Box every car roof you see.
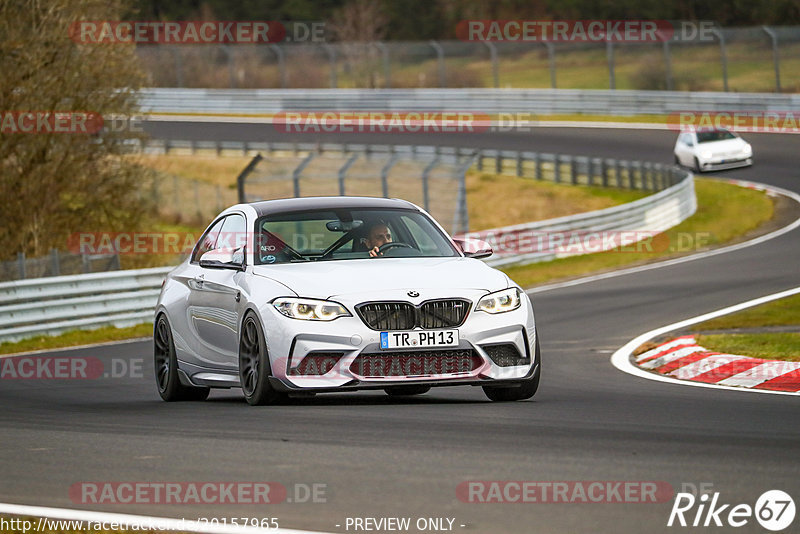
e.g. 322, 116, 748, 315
247, 196, 420, 217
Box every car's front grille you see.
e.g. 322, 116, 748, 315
350, 349, 482, 377
481, 343, 529, 367
356, 299, 470, 330
356, 302, 416, 330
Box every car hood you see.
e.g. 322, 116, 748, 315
252, 257, 509, 299
698, 138, 747, 154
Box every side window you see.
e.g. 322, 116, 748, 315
216, 214, 247, 251
402, 215, 440, 254
191, 217, 227, 263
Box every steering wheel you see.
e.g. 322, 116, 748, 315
378, 242, 412, 255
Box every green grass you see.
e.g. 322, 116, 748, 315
692, 293, 800, 331
0, 323, 152, 356
689, 293, 800, 362
501, 178, 774, 287
696, 333, 800, 362
466, 171, 648, 229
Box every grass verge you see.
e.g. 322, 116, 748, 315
0, 323, 152, 356
689, 293, 800, 362
695, 333, 800, 362
501, 178, 774, 287
692, 293, 800, 331
466, 171, 648, 229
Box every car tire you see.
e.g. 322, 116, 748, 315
693, 157, 702, 173
384, 385, 431, 396
239, 312, 284, 406
154, 314, 211, 402
483, 337, 541, 402
674, 154, 681, 166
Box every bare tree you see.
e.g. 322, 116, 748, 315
0, 0, 151, 259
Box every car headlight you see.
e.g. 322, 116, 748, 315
700, 150, 713, 159
476, 288, 522, 314
742, 143, 752, 156
272, 297, 351, 321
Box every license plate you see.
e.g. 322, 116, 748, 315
380, 330, 459, 349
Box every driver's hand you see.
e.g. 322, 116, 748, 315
369, 246, 381, 257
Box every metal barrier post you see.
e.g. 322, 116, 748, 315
270, 45, 287, 89
606, 40, 615, 90
236, 154, 263, 203
338, 153, 359, 195
322, 43, 338, 88
381, 154, 398, 197
554, 154, 561, 183
430, 40, 446, 87
762, 26, 781, 93
545, 43, 556, 88
483, 41, 499, 88
570, 156, 578, 185
710, 29, 729, 92
374, 42, 391, 88
293, 153, 315, 197
663, 41, 674, 91
15, 252, 25, 279
535, 153, 543, 180
422, 157, 440, 212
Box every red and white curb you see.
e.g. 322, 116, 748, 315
611, 286, 800, 396
635, 335, 800, 393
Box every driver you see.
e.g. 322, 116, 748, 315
363, 222, 393, 257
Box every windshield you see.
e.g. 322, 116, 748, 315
697, 130, 737, 143
255, 208, 458, 264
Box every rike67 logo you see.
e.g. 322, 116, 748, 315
668, 489, 795, 531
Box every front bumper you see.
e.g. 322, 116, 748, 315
698, 155, 752, 171
261, 289, 537, 391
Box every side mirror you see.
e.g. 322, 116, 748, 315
199, 247, 246, 270
453, 238, 493, 259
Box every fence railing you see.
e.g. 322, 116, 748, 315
140, 87, 800, 117
135, 26, 800, 93
0, 250, 120, 282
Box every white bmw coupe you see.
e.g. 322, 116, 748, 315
154, 196, 540, 405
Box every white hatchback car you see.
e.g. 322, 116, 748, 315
154, 196, 540, 405
673, 128, 752, 172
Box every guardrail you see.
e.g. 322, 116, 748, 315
0, 267, 170, 343
474, 172, 695, 267
140, 88, 800, 117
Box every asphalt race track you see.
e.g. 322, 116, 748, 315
1, 124, 798, 534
